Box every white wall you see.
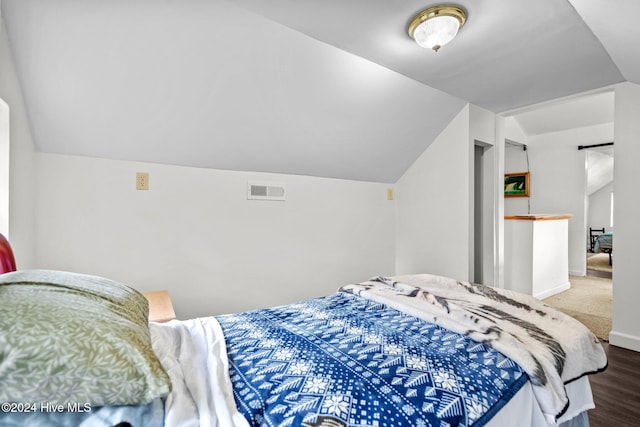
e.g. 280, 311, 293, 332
504, 144, 531, 215
0, 2, 7, 235
504, 123, 613, 276
34, 153, 395, 319
588, 181, 614, 242
503, 117, 530, 215
504, 219, 570, 299
395, 104, 499, 284
469, 104, 497, 285
0, 98, 8, 236
528, 131, 587, 277
395, 105, 472, 280
0, 12, 36, 267
609, 82, 640, 351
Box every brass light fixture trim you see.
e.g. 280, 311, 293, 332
408, 5, 467, 51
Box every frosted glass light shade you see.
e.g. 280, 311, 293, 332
412, 16, 460, 51
407, 5, 467, 52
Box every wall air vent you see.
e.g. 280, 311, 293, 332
247, 181, 286, 201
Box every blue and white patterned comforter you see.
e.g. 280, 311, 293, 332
217, 292, 528, 427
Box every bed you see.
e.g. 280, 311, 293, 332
593, 232, 613, 265
0, 268, 607, 427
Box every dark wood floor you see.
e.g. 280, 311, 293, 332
582, 253, 631, 425
586, 268, 612, 279
588, 342, 640, 427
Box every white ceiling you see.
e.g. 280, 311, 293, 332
510, 91, 615, 137
586, 148, 614, 196
1, 0, 637, 182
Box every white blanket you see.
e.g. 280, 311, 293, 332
149, 318, 250, 427
340, 274, 607, 424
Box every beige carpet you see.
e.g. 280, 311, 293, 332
543, 275, 612, 341
587, 253, 612, 273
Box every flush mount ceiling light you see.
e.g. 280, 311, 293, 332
408, 5, 467, 52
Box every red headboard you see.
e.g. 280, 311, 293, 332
0, 233, 17, 273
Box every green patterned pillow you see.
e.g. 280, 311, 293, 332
0, 270, 171, 406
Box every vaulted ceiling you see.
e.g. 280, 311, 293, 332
1, 0, 638, 182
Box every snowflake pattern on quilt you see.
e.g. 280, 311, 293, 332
216, 293, 527, 427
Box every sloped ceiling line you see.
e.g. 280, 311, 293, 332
1, 0, 636, 182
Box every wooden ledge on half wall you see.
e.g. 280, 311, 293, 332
504, 214, 573, 221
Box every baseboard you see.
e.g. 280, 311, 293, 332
609, 331, 640, 352
568, 269, 585, 277
534, 281, 570, 300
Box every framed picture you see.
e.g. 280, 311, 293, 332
504, 172, 530, 197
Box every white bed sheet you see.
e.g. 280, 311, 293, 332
149, 318, 250, 427
150, 318, 593, 427
486, 378, 593, 427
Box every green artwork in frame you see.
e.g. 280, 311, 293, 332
504, 172, 530, 197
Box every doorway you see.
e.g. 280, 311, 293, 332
474, 144, 484, 283
586, 144, 614, 280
